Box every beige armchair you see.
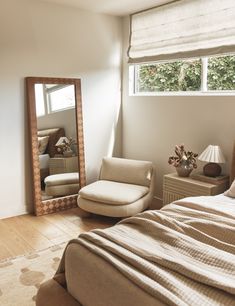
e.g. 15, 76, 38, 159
78, 157, 155, 217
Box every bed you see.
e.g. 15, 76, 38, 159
36, 145, 235, 306
37, 128, 65, 181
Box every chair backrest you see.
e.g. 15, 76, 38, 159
99, 157, 153, 187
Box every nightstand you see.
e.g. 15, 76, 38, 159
49, 156, 78, 175
163, 173, 229, 205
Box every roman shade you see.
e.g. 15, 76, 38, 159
128, 0, 235, 63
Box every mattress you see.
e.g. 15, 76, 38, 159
54, 194, 235, 306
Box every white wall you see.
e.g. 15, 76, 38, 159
37, 108, 77, 140
0, 0, 122, 218
122, 17, 235, 205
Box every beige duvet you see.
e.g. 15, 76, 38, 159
56, 196, 235, 306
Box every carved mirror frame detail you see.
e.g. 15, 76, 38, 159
26, 77, 86, 216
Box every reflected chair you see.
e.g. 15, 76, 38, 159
78, 157, 155, 217
44, 173, 79, 197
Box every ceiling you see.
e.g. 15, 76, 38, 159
39, 0, 174, 16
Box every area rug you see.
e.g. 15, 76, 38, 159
0, 242, 68, 306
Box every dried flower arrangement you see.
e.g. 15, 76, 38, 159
56, 137, 75, 154
168, 144, 198, 169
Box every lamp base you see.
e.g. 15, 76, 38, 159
203, 163, 221, 177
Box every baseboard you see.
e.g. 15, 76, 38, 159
0, 209, 29, 220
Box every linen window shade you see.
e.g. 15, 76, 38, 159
128, 0, 235, 63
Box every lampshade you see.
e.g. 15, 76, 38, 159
55, 137, 69, 146
198, 145, 226, 164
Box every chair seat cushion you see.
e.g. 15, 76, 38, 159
79, 180, 149, 205
45, 173, 79, 187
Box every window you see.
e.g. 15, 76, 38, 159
207, 55, 235, 91
47, 85, 75, 113
131, 54, 235, 95
35, 84, 75, 117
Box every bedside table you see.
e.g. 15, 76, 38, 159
163, 173, 229, 205
49, 156, 78, 175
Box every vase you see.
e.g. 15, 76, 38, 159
175, 162, 193, 177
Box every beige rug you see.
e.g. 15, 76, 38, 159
0, 242, 68, 306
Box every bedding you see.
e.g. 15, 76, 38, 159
37, 127, 65, 182
53, 195, 235, 306
38, 127, 65, 157
38, 136, 49, 155
39, 154, 50, 170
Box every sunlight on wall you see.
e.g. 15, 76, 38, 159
107, 99, 122, 157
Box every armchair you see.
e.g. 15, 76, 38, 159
78, 157, 155, 217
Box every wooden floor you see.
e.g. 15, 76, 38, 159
0, 208, 118, 261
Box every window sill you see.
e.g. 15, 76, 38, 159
129, 91, 235, 97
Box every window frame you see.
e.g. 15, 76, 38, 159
46, 84, 75, 114
129, 55, 235, 96
35, 84, 75, 118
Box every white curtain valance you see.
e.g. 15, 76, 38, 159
128, 0, 235, 63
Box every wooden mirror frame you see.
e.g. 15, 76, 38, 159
26, 77, 86, 216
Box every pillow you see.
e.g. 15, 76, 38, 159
224, 179, 235, 198
38, 136, 49, 155
38, 128, 65, 157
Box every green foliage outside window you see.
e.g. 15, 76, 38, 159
137, 55, 235, 92
137, 60, 201, 92
208, 55, 235, 90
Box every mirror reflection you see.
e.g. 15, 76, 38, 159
35, 83, 79, 201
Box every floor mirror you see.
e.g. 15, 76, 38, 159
26, 77, 86, 216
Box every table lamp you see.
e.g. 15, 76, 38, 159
198, 145, 226, 177
55, 137, 69, 146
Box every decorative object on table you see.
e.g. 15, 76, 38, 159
168, 144, 198, 177
55, 137, 75, 157
198, 145, 226, 177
